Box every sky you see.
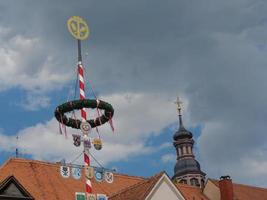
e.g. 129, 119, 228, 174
0, 0, 267, 188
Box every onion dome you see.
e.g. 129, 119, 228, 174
173, 99, 192, 140
174, 158, 202, 177
173, 125, 193, 140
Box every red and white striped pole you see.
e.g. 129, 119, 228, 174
77, 40, 92, 195
78, 62, 87, 120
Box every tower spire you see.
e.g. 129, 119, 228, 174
172, 97, 206, 187
174, 97, 183, 127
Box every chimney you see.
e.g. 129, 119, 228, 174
219, 175, 234, 200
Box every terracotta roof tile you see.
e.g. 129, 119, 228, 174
175, 183, 209, 200
0, 158, 145, 200
109, 171, 165, 200
210, 179, 267, 200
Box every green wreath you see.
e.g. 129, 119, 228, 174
54, 99, 114, 129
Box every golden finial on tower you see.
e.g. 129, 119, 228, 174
174, 97, 183, 115
174, 97, 184, 127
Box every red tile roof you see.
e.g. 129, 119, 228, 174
175, 183, 209, 200
210, 179, 267, 200
109, 171, 164, 200
0, 158, 145, 200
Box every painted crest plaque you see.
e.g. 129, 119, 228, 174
87, 194, 96, 200
72, 134, 81, 147
104, 171, 114, 184
94, 170, 103, 182
80, 121, 91, 134
60, 166, 70, 178
75, 192, 86, 200
83, 136, 91, 149
93, 138, 102, 150
97, 194, 108, 200
85, 166, 94, 179
72, 167, 81, 180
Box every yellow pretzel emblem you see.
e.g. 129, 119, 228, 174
67, 16, 89, 40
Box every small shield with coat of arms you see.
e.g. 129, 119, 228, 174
87, 194, 96, 200
60, 166, 70, 178
72, 134, 81, 147
96, 194, 108, 200
75, 192, 86, 200
85, 166, 94, 179
72, 167, 81, 180
83, 137, 91, 149
94, 170, 103, 182
93, 138, 102, 150
80, 121, 91, 134
104, 171, 114, 184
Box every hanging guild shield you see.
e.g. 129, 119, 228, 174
72, 134, 81, 147
93, 138, 102, 150
94, 169, 104, 182
96, 194, 108, 200
80, 121, 91, 135
60, 166, 70, 178
85, 166, 94, 179
75, 192, 86, 200
72, 167, 81, 180
104, 171, 114, 184
83, 136, 91, 149
87, 194, 96, 200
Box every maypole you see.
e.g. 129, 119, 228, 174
55, 16, 114, 199
71, 15, 92, 196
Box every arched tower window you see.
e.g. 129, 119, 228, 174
183, 146, 187, 154
201, 179, 205, 187
190, 178, 199, 186
179, 179, 187, 184
186, 145, 189, 154
178, 148, 182, 156
188, 146, 192, 154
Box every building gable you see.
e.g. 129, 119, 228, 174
146, 173, 185, 200
0, 176, 34, 200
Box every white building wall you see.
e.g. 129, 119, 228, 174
146, 175, 185, 200
149, 181, 183, 200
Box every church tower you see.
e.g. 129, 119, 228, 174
172, 98, 206, 187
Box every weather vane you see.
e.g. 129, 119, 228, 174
54, 16, 114, 200
174, 97, 183, 114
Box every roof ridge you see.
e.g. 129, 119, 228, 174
110, 171, 164, 198
113, 172, 146, 180
2, 158, 60, 166
141, 171, 166, 198
109, 178, 147, 197
0, 157, 13, 171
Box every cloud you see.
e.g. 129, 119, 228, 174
0, 92, 177, 166
17, 94, 51, 111
0, 0, 267, 187
0, 33, 72, 92
161, 154, 176, 163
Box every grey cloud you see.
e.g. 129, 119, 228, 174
1, 0, 267, 186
